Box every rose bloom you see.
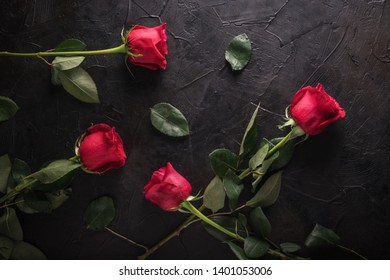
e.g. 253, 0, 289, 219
127, 23, 168, 70
78, 124, 127, 174
144, 162, 192, 211
290, 83, 346, 135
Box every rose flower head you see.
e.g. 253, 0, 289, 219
78, 123, 127, 174
126, 23, 168, 70
144, 162, 192, 211
290, 83, 346, 135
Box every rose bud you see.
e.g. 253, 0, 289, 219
127, 23, 168, 70
144, 162, 192, 211
290, 83, 346, 135
78, 123, 127, 174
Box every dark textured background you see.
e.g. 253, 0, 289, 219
0, 0, 389, 260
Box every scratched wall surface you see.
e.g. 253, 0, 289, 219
0, 0, 389, 259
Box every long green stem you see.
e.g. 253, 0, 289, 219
338, 245, 367, 260
182, 201, 245, 241
0, 44, 127, 57
105, 227, 148, 252
238, 130, 293, 180
0, 178, 38, 205
138, 205, 206, 260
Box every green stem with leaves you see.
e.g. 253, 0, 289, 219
0, 44, 128, 57
238, 130, 294, 180
0, 178, 38, 206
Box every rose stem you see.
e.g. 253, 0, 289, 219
104, 227, 148, 252
138, 205, 206, 260
238, 130, 294, 180
338, 245, 367, 260
0, 44, 127, 57
181, 201, 296, 260
0, 178, 38, 205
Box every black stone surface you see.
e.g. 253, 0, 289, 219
0, 0, 389, 260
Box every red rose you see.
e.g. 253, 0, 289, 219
290, 83, 346, 135
127, 23, 168, 70
144, 162, 192, 211
78, 123, 127, 174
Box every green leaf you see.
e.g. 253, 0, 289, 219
24, 190, 52, 213
0, 208, 23, 241
16, 194, 39, 214
209, 148, 238, 178
0, 154, 12, 194
54, 39, 86, 52
58, 66, 100, 103
84, 196, 116, 231
203, 176, 226, 213
244, 236, 270, 259
269, 137, 296, 171
223, 170, 244, 210
203, 216, 247, 242
0, 235, 14, 259
227, 241, 249, 260
246, 171, 282, 208
10, 241, 47, 260
239, 105, 259, 157
249, 207, 271, 238
0, 96, 19, 122
225, 33, 252, 71
35, 168, 77, 193
52, 56, 85, 71
12, 158, 31, 185
30, 159, 81, 184
252, 151, 279, 191
51, 67, 62, 86
305, 224, 342, 248
46, 188, 72, 210
249, 143, 269, 171
150, 103, 189, 137
280, 242, 301, 254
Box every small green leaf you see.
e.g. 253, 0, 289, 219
203, 216, 247, 242
16, 194, 39, 214
252, 151, 279, 191
84, 196, 116, 231
249, 143, 269, 171
10, 241, 47, 260
227, 241, 249, 260
249, 207, 271, 238
58, 66, 100, 103
51, 67, 62, 86
52, 56, 85, 71
46, 188, 72, 210
30, 160, 81, 184
246, 171, 282, 208
223, 170, 244, 210
24, 190, 52, 213
150, 103, 189, 137
280, 242, 301, 254
0, 235, 14, 259
0, 154, 12, 194
203, 176, 226, 213
12, 158, 31, 185
0, 96, 19, 122
225, 33, 252, 71
269, 137, 296, 171
305, 224, 342, 248
244, 236, 269, 259
239, 105, 259, 157
54, 39, 86, 52
209, 148, 238, 177
0, 208, 23, 241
